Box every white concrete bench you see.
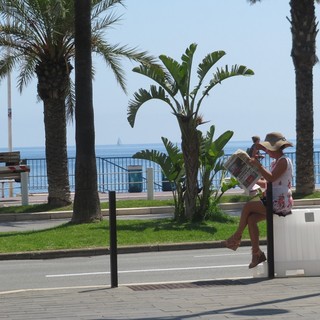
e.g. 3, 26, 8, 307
273, 208, 320, 277
253, 208, 320, 277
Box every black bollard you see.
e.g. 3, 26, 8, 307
109, 191, 118, 288
266, 182, 274, 279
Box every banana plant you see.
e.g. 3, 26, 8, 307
133, 137, 186, 220
128, 43, 254, 220
196, 126, 234, 219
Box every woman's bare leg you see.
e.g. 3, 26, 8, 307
225, 201, 266, 251
247, 211, 266, 253
247, 210, 267, 268
234, 201, 266, 238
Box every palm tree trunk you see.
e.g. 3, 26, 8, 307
36, 57, 72, 207
180, 119, 199, 220
43, 99, 71, 206
290, 0, 316, 194
72, 0, 101, 223
198, 170, 211, 219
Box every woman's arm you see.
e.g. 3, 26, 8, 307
250, 157, 287, 182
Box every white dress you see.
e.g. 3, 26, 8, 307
271, 156, 294, 216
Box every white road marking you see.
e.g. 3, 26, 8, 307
46, 264, 248, 278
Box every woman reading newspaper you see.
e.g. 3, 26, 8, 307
224, 132, 294, 268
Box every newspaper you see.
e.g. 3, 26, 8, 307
224, 149, 261, 192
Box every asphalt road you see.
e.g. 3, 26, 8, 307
0, 247, 266, 294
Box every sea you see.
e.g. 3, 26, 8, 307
1, 139, 320, 197
1, 139, 319, 159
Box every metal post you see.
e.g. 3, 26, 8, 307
266, 182, 274, 279
146, 167, 154, 200
7, 13, 13, 198
20, 172, 29, 206
109, 190, 118, 288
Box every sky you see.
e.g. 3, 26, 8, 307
0, 0, 320, 149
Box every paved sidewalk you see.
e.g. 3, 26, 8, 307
1, 193, 320, 319
1, 276, 320, 319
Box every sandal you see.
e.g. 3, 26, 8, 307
249, 250, 266, 269
223, 235, 241, 251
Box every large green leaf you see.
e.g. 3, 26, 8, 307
132, 64, 175, 97
133, 149, 168, 169
133, 137, 184, 182
197, 50, 226, 82
159, 44, 197, 101
190, 50, 226, 103
179, 43, 197, 100
203, 64, 254, 97
127, 85, 173, 127
161, 137, 185, 181
212, 130, 234, 153
158, 54, 182, 95
195, 64, 253, 115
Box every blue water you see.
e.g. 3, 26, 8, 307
1, 139, 320, 197
1, 138, 318, 159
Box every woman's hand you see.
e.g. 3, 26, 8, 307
249, 157, 262, 168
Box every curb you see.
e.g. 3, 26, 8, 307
0, 206, 176, 222
1, 199, 319, 222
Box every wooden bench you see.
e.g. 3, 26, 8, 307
0, 151, 21, 165
0, 152, 30, 205
0, 151, 30, 182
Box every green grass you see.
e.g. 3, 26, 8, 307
0, 190, 318, 254
0, 218, 265, 253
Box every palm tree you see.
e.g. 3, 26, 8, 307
0, 0, 156, 214
289, 0, 318, 194
248, 0, 319, 195
0, 0, 74, 206
73, 0, 101, 222
128, 43, 253, 220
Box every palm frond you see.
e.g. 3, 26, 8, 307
94, 39, 157, 93
127, 85, 174, 127
0, 55, 13, 80
159, 55, 182, 94
208, 64, 254, 89
162, 137, 182, 163
93, 40, 127, 91
180, 43, 197, 100
132, 64, 175, 97
7, 0, 49, 48
161, 137, 185, 181
133, 149, 168, 168
16, 55, 37, 92
66, 78, 75, 122
91, 0, 125, 20
133, 136, 184, 183
199, 125, 216, 158
197, 51, 226, 83
196, 64, 254, 111
190, 50, 226, 110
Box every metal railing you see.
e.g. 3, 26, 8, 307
1, 151, 320, 198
